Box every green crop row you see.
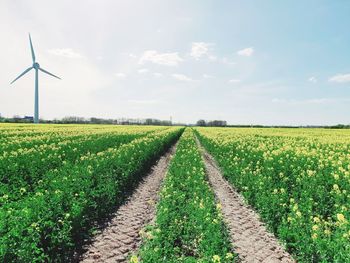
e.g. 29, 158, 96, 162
196, 127, 350, 262
0, 125, 164, 151
0, 130, 158, 203
138, 129, 235, 263
0, 124, 104, 144
0, 127, 183, 262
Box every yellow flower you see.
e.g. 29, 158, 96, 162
129, 255, 138, 263
313, 217, 320, 223
226, 252, 234, 259
324, 229, 331, 236
311, 233, 318, 240
292, 204, 298, 211
312, 225, 319, 231
337, 213, 347, 223
296, 211, 302, 218
212, 255, 221, 262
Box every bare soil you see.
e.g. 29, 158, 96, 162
197, 139, 294, 263
79, 144, 177, 263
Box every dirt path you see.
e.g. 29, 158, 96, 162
197, 139, 294, 263
80, 144, 177, 263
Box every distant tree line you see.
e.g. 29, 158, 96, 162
0, 114, 349, 128
325, 124, 350, 129
196, 119, 227, 127
0, 115, 179, 126
0, 115, 34, 123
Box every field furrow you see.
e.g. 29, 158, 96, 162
196, 137, 294, 263
138, 129, 235, 262
80, 143, 177, 263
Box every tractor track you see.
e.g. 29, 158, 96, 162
79, 144, 177, 263
196, 138, 294, 263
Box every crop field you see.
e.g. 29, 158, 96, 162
0, 124, 183, 261
138, 129, 234, 262
1, 124, 349, 262
196, 127, 350, 262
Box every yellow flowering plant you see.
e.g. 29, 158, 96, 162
195, 127, 350, 262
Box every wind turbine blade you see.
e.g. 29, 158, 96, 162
39, 67, 61, 80
29, 34, 36, 63
10, 67, 33, 84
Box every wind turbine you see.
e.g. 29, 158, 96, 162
11, 34, 61, 124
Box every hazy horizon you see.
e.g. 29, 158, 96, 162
1, 1, 350, 126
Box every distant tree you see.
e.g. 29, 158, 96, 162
62, 116, 87, 124
207, 120, 227, 127
160, 120, 172, 126
196, 119, 206, 126
12, 115, 23, 123
145, 118, 166, 126
328, 124, 350, 129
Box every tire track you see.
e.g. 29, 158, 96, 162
80, 144, 177, 263
196, 138, 294, 263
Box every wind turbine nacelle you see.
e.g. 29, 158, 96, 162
33, 62, 40, 69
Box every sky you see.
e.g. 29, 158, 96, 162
1, 0, 350, 125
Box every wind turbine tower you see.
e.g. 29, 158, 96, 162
11, 34, 61, 124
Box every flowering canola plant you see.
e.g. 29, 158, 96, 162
0, 125, 161, 204
0, 124, 182, 262
196, 127, 350, 262
139, 129, 235, 262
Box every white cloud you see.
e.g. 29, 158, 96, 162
329, 73, 350, 83
237, 47, 254, 57
272, 97, 350, 105
221, 57, 236, 65
48, 48, 83, 58
304, 98, 330, 104
114, 72, 126, 79
190, 42, 211, 59
153, 72, 163, 78
272, 98, 326, 104
228, 79, 241, 84
128, 99, 159, 104
203, 74, 214, 79
172, 73, 193, 82
308, 76, 317, 83
139, 50, 183, 66
138, 68, 149, 74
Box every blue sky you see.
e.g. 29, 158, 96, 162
1, 0, 350, 125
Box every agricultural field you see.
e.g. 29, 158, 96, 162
1, 124, 349, 262
0, 124, 183, 261
138, 129, 234, 262
196, 127, 350, 262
